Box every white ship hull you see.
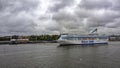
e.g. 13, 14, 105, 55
58, 39, 108, 45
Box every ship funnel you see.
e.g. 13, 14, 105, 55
90, 28, 98, 34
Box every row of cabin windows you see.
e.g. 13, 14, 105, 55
62, 37, 107, 40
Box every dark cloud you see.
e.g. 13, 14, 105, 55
105, 18, 120, 28
0, 0, 10, 11
0, 0, 39, 12
49, 0, 75, 12
0, 13, 37, 35
85, 11, 119, 27
52, 11, 84, 30
111, 0, 120, 11
52, 12, 76, 21
79, 0, 112, 10
0, 0, 39, 35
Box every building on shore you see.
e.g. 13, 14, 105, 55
109, 35, 120, 41
10, 35, 29, 43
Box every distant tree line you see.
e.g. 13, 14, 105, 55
0, 35, 60, 41
0, 37, 10, 41
29, 35, 60, 41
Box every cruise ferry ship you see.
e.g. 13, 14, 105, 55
58, 29, 108, 45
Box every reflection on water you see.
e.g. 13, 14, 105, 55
0, 42, 120, 68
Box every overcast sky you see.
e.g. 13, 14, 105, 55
0, 0, 120, 36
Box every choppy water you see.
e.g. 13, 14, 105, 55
0, 42, 120, 68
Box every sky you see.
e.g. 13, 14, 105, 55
0, 0, 120, 36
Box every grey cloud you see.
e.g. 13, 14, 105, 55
79, 0, 112, 10
111, 0, 120, 11
0, 0, 39, 35
49, 0, 75, 12
52, 11, 84, 30
0, 0, 39, 13
0, 0, 9, 11
72, 0, 120, 30
106, 23, 118, 28
10, 0, 39, 13
46, 23, 61, 31
84, 10, 120, 28
0, 13, 37, 35
105, 18, 120, 28
52, 12, 76, 21
75, 9, 92, 18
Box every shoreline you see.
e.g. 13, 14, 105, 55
0, 41, 58, 45
0, 41, 119, 45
